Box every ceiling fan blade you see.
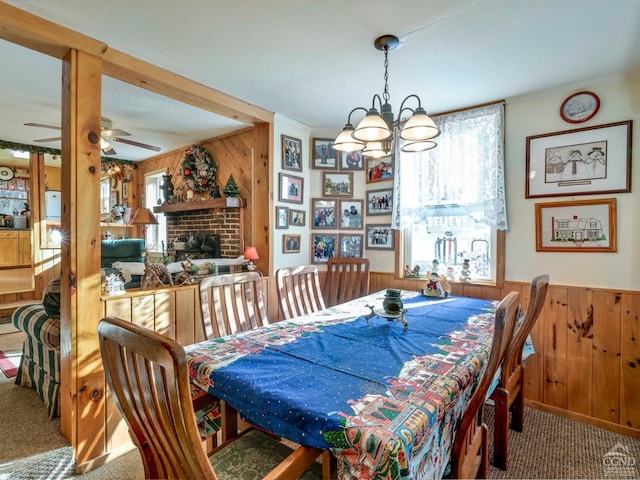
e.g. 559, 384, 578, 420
102, 145, 118, 155
24, 122, 61, 130
103, 128, 131, 137
34, 137, 62, 143
113, 137, 161, 152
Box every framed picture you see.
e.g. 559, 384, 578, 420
322, 171, 353, 197
283, 234, 301, 253
311, 233, 336, 264
366, 155, 394, 183
339, 199, 364, 230
289, 208, 306, 227
339, 234, 364, 258
311, 198, 337, 229
366, 224, 394, 250
122, 182, 129, 201
366, 188, 393, 216
311, 138, 338, 170
278, 173, 304, 204
340, 150, 364, 170
276, 205, 289, 229
560, 91, 600, 124
525, 120, 632, 198
281, 135, 303, 171
535, 198, 616, 252
109, 190, 119, 209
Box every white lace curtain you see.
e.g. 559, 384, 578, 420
392, 102, 508, 230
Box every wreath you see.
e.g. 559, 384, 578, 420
180, 144, 218, 194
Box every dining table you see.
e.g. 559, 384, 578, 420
186, 289, 501, 480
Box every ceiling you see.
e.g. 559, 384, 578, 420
1, 0, 640, 166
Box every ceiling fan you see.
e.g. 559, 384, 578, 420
25, 117, 161, 156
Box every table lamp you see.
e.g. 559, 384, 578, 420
130, 207, 158, 247
244, 246, 259, 272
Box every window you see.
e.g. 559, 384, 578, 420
393, 103, 507, 283
144, 171, 166, 252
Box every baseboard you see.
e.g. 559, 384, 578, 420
526, 400, 640, 439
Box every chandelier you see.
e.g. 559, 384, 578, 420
333, 35, 440, 158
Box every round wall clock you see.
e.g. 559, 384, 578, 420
0, 165, 15, 181
560, 91, 600, 123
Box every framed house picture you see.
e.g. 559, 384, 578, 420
535, 198, 616, 252
311, 138, 339, 169
283, 234, 301, 253
278, 173, 304, 204
282, 135, 303, 172
311, 233, 336, 264
340, 150, 364, 170
311, 198, 337, 229
525, 120, 632, 198
366, 224, 395, 250
339, 234, 364, 258
322, 172, 353, 197
276, 205, 289, 229
289, 208, 306, 227
366, 155, 394, 183
339, 199, 364, 229
366, 188, 393, 216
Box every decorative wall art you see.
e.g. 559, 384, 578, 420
322, 172, 353, 197
339, 199, 364, 229
535, 198, 617, 252
339, 234, 364, 258
289, 209, 306, 227
340, 150, 364, 170
311, 138, 338, 170
366, 224, 395, 250
278, 173, 304, 204
525, 120, 632, 198
276, 205, 289, 229
282, 135, 303, 172
366, 188, 393, 216
311, 198, 337, 229
560, 91, 600, 124
366, 155, 394, 183
311, 233, 336, 264
283, 234, 301, 253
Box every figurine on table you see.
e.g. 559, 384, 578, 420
423, 271, 451, 298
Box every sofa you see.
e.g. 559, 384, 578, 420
102, 238, 145, 288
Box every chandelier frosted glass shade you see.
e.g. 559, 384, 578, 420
333, 124, 365, 152
352, 110, 393, 142
362, 140, 393, 159
400, 108, 440, 142
401, 139, 437, 152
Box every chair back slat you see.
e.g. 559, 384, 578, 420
200, 272, 268, 338
324, 258, 370, 307
276, 265, 326, 319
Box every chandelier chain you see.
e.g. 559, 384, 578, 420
383, 45, 390, 103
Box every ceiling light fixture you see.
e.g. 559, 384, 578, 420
333, 35, 440, 158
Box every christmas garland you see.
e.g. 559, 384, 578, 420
181, 144, 218, 194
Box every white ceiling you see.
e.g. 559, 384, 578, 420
1, 0, 640, 164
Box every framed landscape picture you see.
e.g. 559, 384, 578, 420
339, 234, 364, 258
278, 173, 304, 204
366, 224, 394, 250
322, 172, 353, 197
366, 188, 393, 216
366, 155, 394, 183
281, 135, 302, 171
289, 208, 306, 227
311, 233, 336, 264
339, 199, 363, 230
311, 138, 339, 169
311, 198, 337, 229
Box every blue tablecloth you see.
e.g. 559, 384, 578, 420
187, 290, 498, 479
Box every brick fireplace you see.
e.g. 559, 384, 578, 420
165, 209, 242, 257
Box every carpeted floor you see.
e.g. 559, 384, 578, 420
0, 325, 24, 379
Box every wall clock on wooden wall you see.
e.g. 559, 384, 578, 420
560, 91, 600, 123
0, 165, 15, 181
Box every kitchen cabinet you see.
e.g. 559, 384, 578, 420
0, 230, 32, 266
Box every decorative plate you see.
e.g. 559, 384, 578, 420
0, 165, 15, 181
560, 91, 600, 123
374, 309, 404, 319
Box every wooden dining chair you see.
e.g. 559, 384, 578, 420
448, 291, 520, 480
324, 257, 370, 307
490, 274, 549, 470
276, 265, 326, 319
98, 316, 323, 480
199, 272, 269, 339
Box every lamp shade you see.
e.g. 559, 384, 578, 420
352, 111, 393, 142
130, 207, 159, 225
400, 109, 440, 142
243, 246, 259, 261
333, 126, 365, 152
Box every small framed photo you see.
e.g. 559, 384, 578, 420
322, 171, 353, 197
109, 190, 119, 209
339, 234, 364, 258
122, 182, 129, 201
535, 198, 616, 252
276, 205, 289, 229
311, 233, 337, 264
311, 138, 339, 170
366, 224, 395, 250
279, 173, 304, 204
289, 208, 306, 227
339, 199, 364, 230
282, 135, 303, 171
366, 155, 394, 183
311, 198, 337, 229
283, 234, 301, 253
367, 188, 393, 216
341, 150, 364, 170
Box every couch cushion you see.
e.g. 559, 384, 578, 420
42, 277, 61, 319
101, 238, 145, 268
13, 303, 60, 349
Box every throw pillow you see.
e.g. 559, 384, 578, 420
42, 277, 61, 319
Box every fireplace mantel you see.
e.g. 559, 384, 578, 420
153, 197, 245, 215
